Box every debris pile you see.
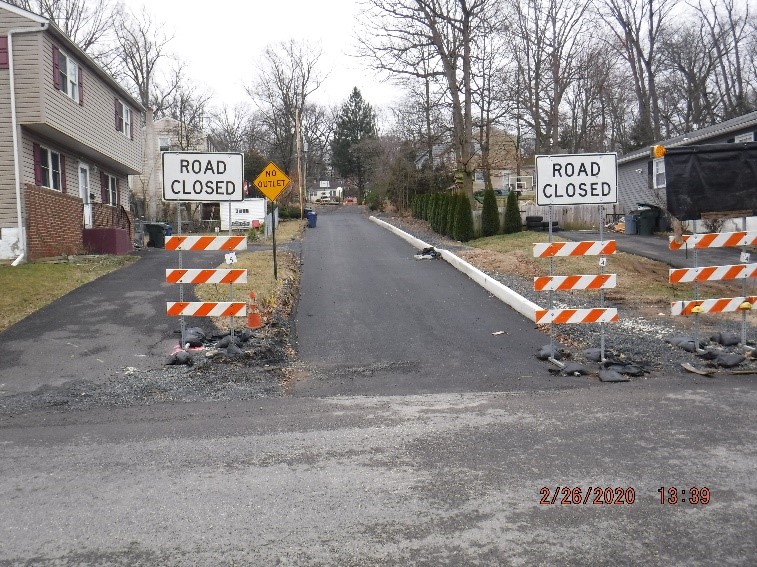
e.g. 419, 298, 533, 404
414, 247, 441, 260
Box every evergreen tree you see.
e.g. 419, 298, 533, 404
446, 194, 457, 237
331, 88, 378, 199
454, 194, 474, 242
481, 188, 500, 237
503, 190, 523, 234
438, 194, 449, 236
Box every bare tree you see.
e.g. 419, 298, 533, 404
358, 0, 497, 198
7, 0, 120, 54
209, 104, 254, 153
245, 39, 324, 176
693, 0, 755, 119
506, 0, 593, 154
108, 7, 179, 111
598, 0, 676, 147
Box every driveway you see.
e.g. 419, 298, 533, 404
0, 248, 235, 396
560, 230, 747, 268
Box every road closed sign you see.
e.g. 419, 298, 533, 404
162, 152, 244, 201
535, 153, 618, 206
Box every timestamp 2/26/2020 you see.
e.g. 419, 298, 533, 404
539, 486, 712, 505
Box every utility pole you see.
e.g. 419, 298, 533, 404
295, 109, 304, 219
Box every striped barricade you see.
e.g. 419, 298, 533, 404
167, 302, 247, 317
165, 235, 247, 251
535, 308, 618, 325
534, 274, 617, 292
671, 296, 756, 317
669, 263, 757, 284
166, 269, 248, 285
533, 240, 616, 258
669, 231, 757, 250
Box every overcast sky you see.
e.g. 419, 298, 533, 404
122, 0, 402, 112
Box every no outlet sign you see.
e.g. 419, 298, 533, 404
535, 153, 618, 206
162, 152, 244, 202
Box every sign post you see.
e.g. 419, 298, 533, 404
254, 162, 291, 280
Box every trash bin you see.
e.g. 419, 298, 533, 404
306, 211, 317, 228
624, 212, 638, 235
144, 223, 168, 248
636, 206, 658, 235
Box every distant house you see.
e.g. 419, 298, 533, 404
0, 0, 144, 261
617, 111, 757, 231
416, 129, 534, 195
134, 114, 217, 223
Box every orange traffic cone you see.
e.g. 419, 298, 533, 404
247, 291, 263, 329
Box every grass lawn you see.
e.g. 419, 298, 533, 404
0, 255, 138, 333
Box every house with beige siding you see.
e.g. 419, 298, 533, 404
0, 1, 144, 262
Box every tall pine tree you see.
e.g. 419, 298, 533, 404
331, 88, 378, 200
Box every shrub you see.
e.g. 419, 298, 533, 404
503, 191, 523, 234
480, 188, 500, 237
453, 193, 474, 242
365, 191, 383, 211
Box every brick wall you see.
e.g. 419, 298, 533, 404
25, 184, 84, 261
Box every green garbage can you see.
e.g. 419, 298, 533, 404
636, 207, 657, 235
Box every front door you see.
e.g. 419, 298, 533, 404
79, 163, 92, 228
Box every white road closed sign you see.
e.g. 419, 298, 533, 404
535, 153, 618, 206
162, 152, 244, 202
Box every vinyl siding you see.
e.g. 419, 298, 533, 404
21, 136, 128, 207
12, 33, 142, 174
0, 12, 43, 228
0, 68, 16, 227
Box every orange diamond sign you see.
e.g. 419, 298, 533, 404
253, 162, 291, 202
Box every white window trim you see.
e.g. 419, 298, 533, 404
158, 136, 171, 151
119, 103, 131, 137
40, 146, 62, 191
653, 157, 666, 189
105, 173, 118, 205
59, 50, 79, 103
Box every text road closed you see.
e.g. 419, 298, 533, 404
162, 152, 244, 202
535, 153, 618, 206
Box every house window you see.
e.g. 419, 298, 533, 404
653, 157, 666, 188
39, 147, 63, 191
104, 174, 118, 205
735, 132, 754, 143
58, 50, 79, 103
115, 99, 132, 138
159, 136, 170, 151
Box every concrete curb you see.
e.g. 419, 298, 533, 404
370, 216, 541, 321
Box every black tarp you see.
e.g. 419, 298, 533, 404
664, 142, 757, 220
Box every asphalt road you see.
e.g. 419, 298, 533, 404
292, 207, 563, 397
1, 207, 755, 565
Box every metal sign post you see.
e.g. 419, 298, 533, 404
178, 201, 185, 346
